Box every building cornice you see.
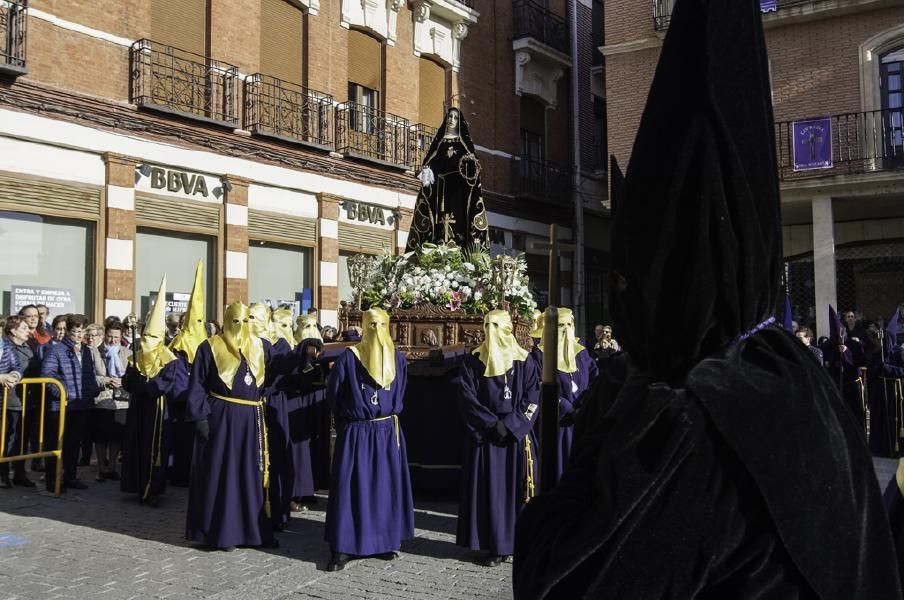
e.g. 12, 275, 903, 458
600, 36, 663, 57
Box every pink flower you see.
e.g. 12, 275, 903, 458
446, 291, 463, 311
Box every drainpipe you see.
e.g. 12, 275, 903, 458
569, 0, 585, 336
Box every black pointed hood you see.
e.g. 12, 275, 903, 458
611, 0, 781, 384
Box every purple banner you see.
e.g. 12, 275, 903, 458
792, 118, 833, 171
760, 0, 777, 12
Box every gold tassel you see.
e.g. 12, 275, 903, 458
259, 402, 271, 519
524, 435, 535, 503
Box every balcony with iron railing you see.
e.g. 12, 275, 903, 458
244, 74, 334, 150
130, 39, 240, 127
0, 0, 27, 76
336, 102, 411, 169
775, 108, 904, 181
656, 0, 851, 30
513, 0, 568, 55
410, 123, 438, 169
511, 155, 572, 203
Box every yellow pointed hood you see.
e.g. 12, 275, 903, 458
133, 275, 177, 378
529, 309, 544, 339
168, 260, 206, 363
270, 308, 294, 345
473, 310, 529, 377
539, 307, 584, 374
209, 302, 266, 388
295, 314, 323, 344
350, 308, 396, 388
248, 303, 272, 340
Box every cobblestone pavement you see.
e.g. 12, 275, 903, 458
0, 459, 897, 600
0, 462, 512, 600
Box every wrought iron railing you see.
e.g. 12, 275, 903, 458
336, 102, 410, 168
511, 155, 572, 202
452, 0, 477, 8
652, 0, 673, 31
775, 108, 904, 180
760, 0, 834, 13
410, 123, 438, 169
130, 39, 239, 127
0, 0, 27, 75
244, 74, 334, 149
513, 0, 568, 54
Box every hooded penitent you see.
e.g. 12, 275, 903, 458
350, 308, 396, 388
248, 303, 272, 341
473, 310, 529, 378
529, 309, 543, 340
513, 0, 901, 598
134, 276, 177, 378
538, 308, 584, 374
270, 308, 294, 345
294, 314, 322, 344
209, 302, 265, 389
169, 260, 206, 363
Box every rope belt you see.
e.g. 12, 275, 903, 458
367, 414, 400, 449
856, 377, 870, 440
524, 435, 535, 503
210, 392, 272, 518
142, 395, 166, 502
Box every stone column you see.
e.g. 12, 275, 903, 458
223, 175, 250, 305
812, 195, 837, 338
318, 193, 342, 328
102, 153, 137, 320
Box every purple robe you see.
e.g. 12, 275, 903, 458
121, 358, 188, 500
167, 353, 195, 486
457, 354, 540, 556
185, 339, 299, 548
264, 338, 296, 528
869, 348, 904, 457
325, 349, 414, 555
884, 474, 904, 587
533, 349, 599, 481
285, 339, 325, 498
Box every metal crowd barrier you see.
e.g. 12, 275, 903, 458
0, 377, 67, 497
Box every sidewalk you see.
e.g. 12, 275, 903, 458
0, 465, 512, 600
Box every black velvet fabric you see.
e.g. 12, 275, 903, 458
513, 0, 902, 597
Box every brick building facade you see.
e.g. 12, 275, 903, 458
0, 0, 606, 331
603, 0, 904, 336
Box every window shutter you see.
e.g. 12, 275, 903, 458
260, 0, 304, 85
418, 58, 446, 128
347, 30, 382, 94
0, 173, 100, 219
151, 0, 206, 56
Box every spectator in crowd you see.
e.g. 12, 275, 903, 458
205, 320, 221, 337
165, 313, 182, 345
78, 323, 106, 467
340, 327, 362, 342
591, 324, 604, 345
843, 310, 868, 343
50, 315, 68, 345
592, 325, 620, 360
795, 327, 824, 364
7, 310, 44, 477
0, 316, 33, 489
94, 321, 130, 482
307, 307, 323, 333
40, 314, 99, 491
36, 304, 50, 334
18, 304, 50, 348
322, 326, 338, 342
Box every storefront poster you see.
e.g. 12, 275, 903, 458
148, 291, 191, 315
792, 118, 833, 171
11, 286, 77, 315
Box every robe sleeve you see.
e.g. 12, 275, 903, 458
145, 359, 182, 399
574, 352, 600, 412
186, 342, 212, 423
500, 358, 540, 440
265, 339, 304, 376
394, 350, 408, 412
457, 355, 500, 444
326, 351, 348, 419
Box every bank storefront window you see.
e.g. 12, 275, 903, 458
248, 241, 312, 308
135, 228, 214, 318
0, 211, 94, 315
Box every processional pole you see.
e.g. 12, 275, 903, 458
540, 224, 560, 494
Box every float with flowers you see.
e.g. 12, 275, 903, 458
338, 243, 537, 361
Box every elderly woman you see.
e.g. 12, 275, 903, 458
93, 321, 130, 482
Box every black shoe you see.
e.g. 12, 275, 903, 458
0, 478, 11, 489
301, 495, 318, 506
375, 551, 399, 561
78, 458, 90, 467
480, 554, 505, 567
145, 495, 163, 508
95, 474, 106, 483
290, 501, 307, 512
327, 552, 351, 572
12, 475, 35, 487
222, 546, 236, 552
105, 471, 120, 481
66, 479, 88, 490
261, 538, 280, 549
